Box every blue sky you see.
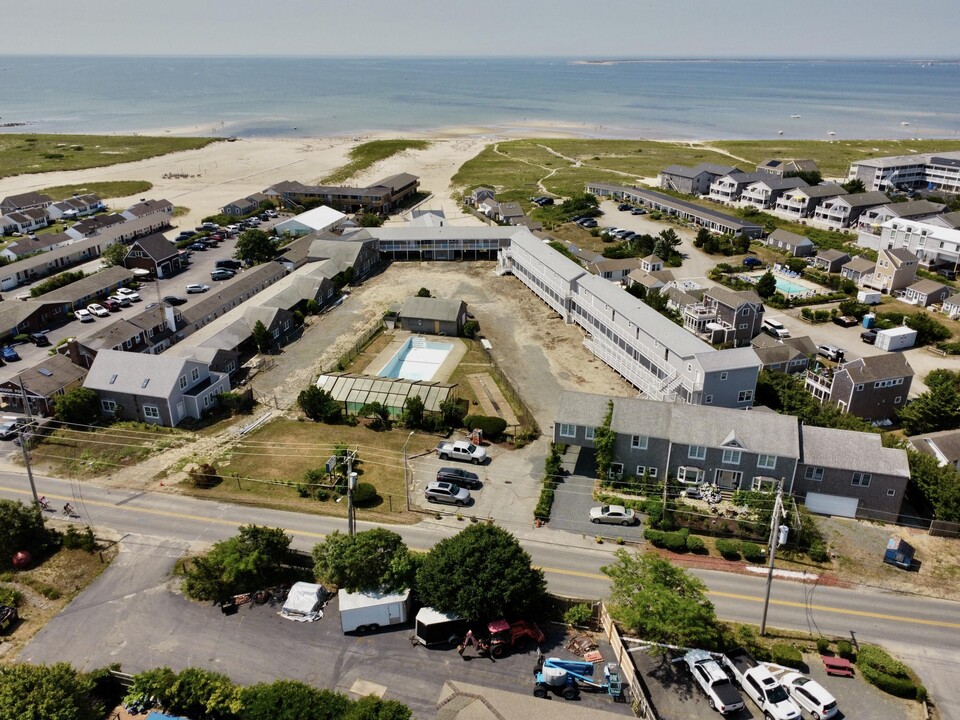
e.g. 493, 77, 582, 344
5, 0, 958, 58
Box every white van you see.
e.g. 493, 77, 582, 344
762, 318, 790, 339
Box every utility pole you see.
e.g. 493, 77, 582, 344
760, 478, 787, 635
17, 376, 38, 506
346, 451, 357, 537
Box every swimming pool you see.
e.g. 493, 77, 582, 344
377, 336, 454, 382
775, 278, 809, 295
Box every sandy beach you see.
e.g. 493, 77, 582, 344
0, 123, 594, 230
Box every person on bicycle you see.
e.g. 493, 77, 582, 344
63, 502, 74, 516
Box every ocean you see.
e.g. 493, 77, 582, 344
1, 56, 959, 141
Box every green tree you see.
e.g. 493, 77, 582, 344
415, 524, 547, 620
898, 370, 960, 435
694, 227, 711, 248
100, 242, 129, 267
842, 178, 866, 194
251, 319, 272, 354
755, 270, 777, 299
344, 695, 413, 720
358, 213, 383, 227
0, 500, 59, 568
0, 662, 103, 720
907, 450, 960, 521
52, 387, 101, 426
298, 386, 343, 423
312, 529, 417, 593
401, 395, 425, 429
440, 398, 467, 428
235, 229, 278, 266
903, 312, 951, 346
654, 228, 681, 261
239, 680, 350, 720
359, 401, 390, 429
416, 287, 431, 298
593, 400, 616, 481
602, 550, 721, 649
181, 525, 293, 601
305, 299, 321, 315
166, 667, 239, 720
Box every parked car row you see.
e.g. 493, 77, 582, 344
424, 466, 484, 506
529, 196, 554, 206
617, 202, 647, 215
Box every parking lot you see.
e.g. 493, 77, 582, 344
20, 537, 632, 719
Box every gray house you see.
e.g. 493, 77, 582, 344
554, 390, 910, 520
398, 297, 467, 336
83, 349, 230, 427
765, 228, 815, 257
806, 354, 914, 421
660, 163, 738, 195
813, 249, 851, 274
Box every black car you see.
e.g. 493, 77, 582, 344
861, 329, 878, 344
163, 295, 188, 306
436, 466, 482, 490
28, 332, 51, 347
618, 203, 632, 211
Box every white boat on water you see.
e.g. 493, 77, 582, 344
901, 122, 910, 126
790, 114, 801, 118
827, 131, 836, 136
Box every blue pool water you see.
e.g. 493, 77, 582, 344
378, 337, 453, 382
775, 278, 809, 295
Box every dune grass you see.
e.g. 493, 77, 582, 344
0, 134, 218, 179
38, 180, 153, 201
321, 139, 430, 184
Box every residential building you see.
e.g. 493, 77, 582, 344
65, 213, 127, 239
626, 268, 673, 293
805, 354, 914, 421
738, 176, 808, 210
0, 232, 74, 261
0, 300, 72, 341
908, 429, 960, 469
408, 209, 446, 227
659, 163, 737, 195
500, 231, 761, 407
371, 226, 516, 261
856, 200, 947, 234
813, 192, 890, 229
164, 346, 240, 377
265, 173, 419, 214
750, 334, 816, 375
2, 208, 49, 234
0, 354, 88, 416
555, 390, 909, 520
708, 171, 768, 204
773, 184, 846, 220
869, 247, 918, 293
756, 158, 819, 178
840, 257, 876, 285
812, 249, 851, 273
860, 217, 960, 273
273, 205, 346, 237
42, 266, 135, 311
478, 198, 500, 218
398, 297, 467, 336
47, 194, 103, 220
121, 199, 174, 222
469, 187, 496, 206
496, 202, 525, 224
902, 279, 950, 307
765, 228, 815, 257
585, 257, 643, 282
586, 182, 763, 238
0, 192, 53, 213
220, 193, 269, 216
122, 233, 184, 278
72, 305, 185, 363
683, 287, 764, 346
83, 349, 230, 427
943, 293, 960, 319
181, 262, 288, 334
848, 151, 960, 194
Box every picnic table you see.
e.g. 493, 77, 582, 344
822, 655, 854, 677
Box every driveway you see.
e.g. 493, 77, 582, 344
19, 535, 631, 719
548, 446, 644, 542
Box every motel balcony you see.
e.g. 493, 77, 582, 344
804, 367, 834, 402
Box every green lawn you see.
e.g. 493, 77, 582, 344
0, 134, 218, 179
321, 139, 431, 185
38, 180, 153, 201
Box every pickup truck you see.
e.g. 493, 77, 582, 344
682, 650, 745, 715
436, 440, 487, 465
722, 648, 801, 720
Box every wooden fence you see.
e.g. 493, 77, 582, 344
599, 602, 659, 720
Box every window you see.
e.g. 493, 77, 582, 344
722, 449, 741, 465
101, 400, 117, 412
757, 454, 777, 469
559, 423, 575, 438
143, 405, 160, 420
584, 426, 596, 440
805, 466, 824, 482
191, 368, 200, 381
704, 395, 713, 404
855, 383, 864, 391
203, 395, 210, 408
179, 376, 187, 389
688, 445, 707, 460
608, 462, 624, 480
738, 389, 753, 403
894, 396, 902, 404
720, 372, 728, 381
852, 472, 871, 487
631, 435, 648, 450
887, 489, 896, 497
636, 466, 658, 478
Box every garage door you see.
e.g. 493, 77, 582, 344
805, 492, 858, 518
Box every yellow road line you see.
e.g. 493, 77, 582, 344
7, 485, 960, 630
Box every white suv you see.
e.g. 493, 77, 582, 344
116, 287, 141, 302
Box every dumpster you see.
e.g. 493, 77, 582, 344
883, 536, 914, 570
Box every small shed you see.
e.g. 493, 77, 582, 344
883, 536, 914, 570
399, 296, 467, 336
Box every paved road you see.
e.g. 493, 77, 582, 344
2, 472, 959, 718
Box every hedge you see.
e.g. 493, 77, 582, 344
685, 535, 706, 553
352, 482, 379, 506
464, 414, 508, 440
857, 645, 922, 699
716, 539, 741, 560
740, 541, 764, 563
770, 643, 803, 667
662, 529, 689, 553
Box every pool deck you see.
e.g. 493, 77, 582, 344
370, 330, 467, 383
743, 269, 825, 297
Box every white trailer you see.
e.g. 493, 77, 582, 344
875, 326, 917, 351
338, 588, 411, 634
857, 290, 881, 305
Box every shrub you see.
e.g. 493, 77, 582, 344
563, 603, 593, 627
0, 586, 23, 607
816, 637, 830, 654
351, 482, 378, 506
534, 487, 554, 520
187, 463, 221, 488
770, 643, 803, 667
62, 526, 96, 552
685, 535, 706, 553
464, 414, 508, 440
836, 639, 854, 659
462, 319, 480, 339
740, 541, 764, 563
808, 542, 830, 563
716, 539, 741, 560
662, 529, 689, 553
643, 528, 665, 546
